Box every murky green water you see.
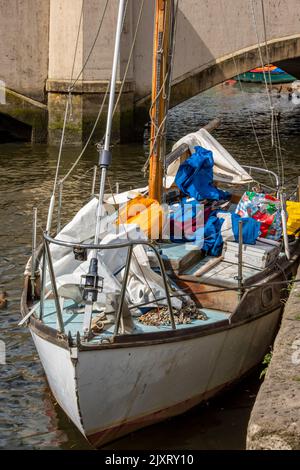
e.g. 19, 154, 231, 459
1, 83, 300, 449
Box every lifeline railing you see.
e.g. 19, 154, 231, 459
38, 233, 176, 338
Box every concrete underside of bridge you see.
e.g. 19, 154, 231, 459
0, 0, 300, 144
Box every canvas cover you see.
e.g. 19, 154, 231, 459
165, 128, 253, 188
174, 146, 231, 201
46, 198, 184, 312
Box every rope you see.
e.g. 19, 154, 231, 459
143, 114, 168, 176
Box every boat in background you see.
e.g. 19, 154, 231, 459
235, 64, 296, 84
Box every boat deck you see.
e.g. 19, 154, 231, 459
184, 258, 261, 284
38, 299, 229, 342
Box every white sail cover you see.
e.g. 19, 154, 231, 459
47, 198, 183, 311
165, 128, 253, 188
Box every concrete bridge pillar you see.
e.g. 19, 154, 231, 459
47, 0, 135, 145
1, 0, 300, 145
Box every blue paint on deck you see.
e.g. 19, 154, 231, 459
39, 300, 229, 338
159, 242, 199, 261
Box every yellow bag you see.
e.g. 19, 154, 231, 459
117, 196, 155, 225
117, 196, 164, 239
286, 201, 300, 235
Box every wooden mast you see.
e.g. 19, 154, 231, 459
148, 0, 174, 202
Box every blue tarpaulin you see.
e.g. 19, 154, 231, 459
203, 212, 224, 256
175, 146, 231, 201
203, 211, 261, 256
231, 213, 261, 245
173, 146, 260, 256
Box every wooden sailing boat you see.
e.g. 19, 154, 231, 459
20, 0, 300, 447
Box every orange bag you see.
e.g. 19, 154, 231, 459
117, 196, 165, 239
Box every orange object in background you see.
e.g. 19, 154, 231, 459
117, 196, 165, 239
250, 64, 276, 73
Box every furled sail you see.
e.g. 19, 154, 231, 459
165, 128, 253, 188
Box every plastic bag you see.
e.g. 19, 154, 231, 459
117, 196, 165, 239
286, 201, 300, 235
236, 191, 282, 241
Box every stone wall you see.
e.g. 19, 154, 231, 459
247, 266, 300, 450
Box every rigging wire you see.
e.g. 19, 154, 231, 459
249, 0, 282, 182
60, 84, 109, 184
127, 276, 300, 311
259, 0, 285, 185
249, 1, 290, 259
70, 2, 84, 84
61, 0, 145, 185
210, 0, 273, 184
68, 0, 110, 92
112, 0, 145, 117
68, 1, 84, 120
50, 0, 110, 199
163, 0, 180, 181
230, 55, 273, 183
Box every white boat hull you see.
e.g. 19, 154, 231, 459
30, 307, 281, 447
